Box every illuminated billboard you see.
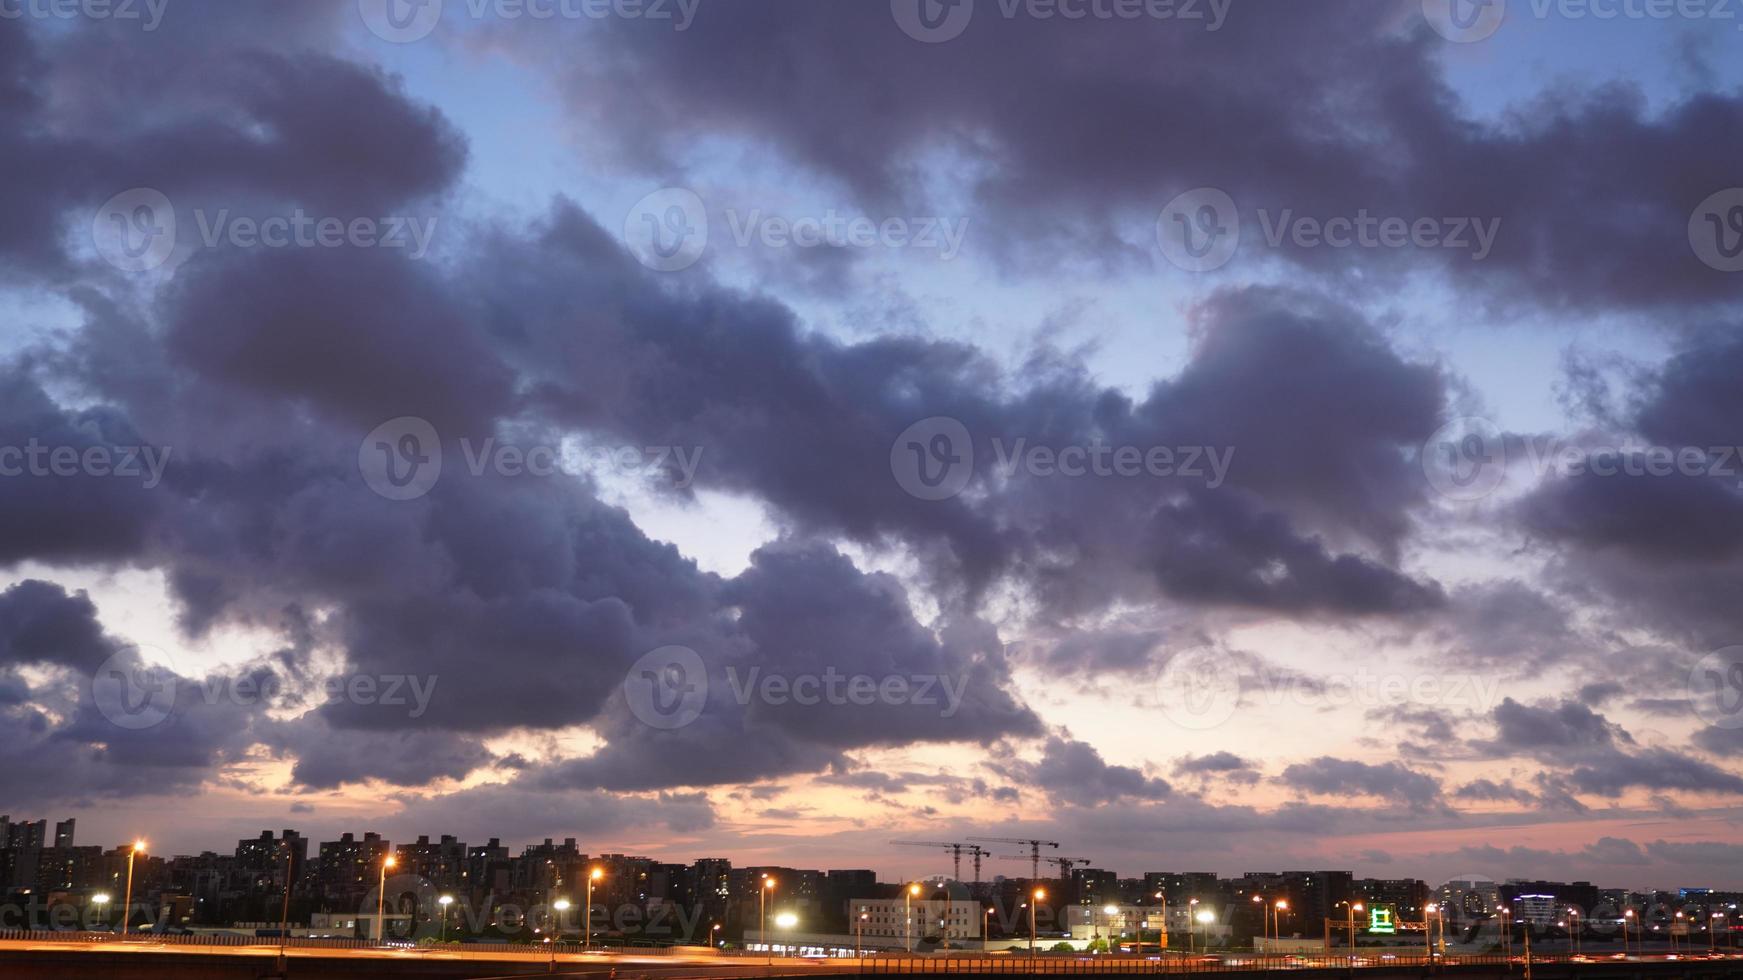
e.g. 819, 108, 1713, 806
1368, 906, 1396, 934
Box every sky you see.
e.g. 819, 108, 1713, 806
2, 0, 1743, 892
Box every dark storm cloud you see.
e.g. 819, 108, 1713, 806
1513, 333, 1743, 648
1475, 698, 1743, 799
502, 0, 1743, 309
0, 20, 463, 278
481, 205, 1446, 617
0, 580, 116, 673
264, 716, 497, 790
0, 369, 166, 567
1172, 751, 1255, 775
1277, 756, 1444, 811
992, 737, 1170, 806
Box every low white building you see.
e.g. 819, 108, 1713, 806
851, 898, 981, 943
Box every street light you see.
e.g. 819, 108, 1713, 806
582, 867, 604, 951
1029, 887, 1046, 954
1620, 908, 1632, 958
376, 854, 396, 944
1104, 905, 1119, 950
1424, 904, 1438, 960
1196, 909, 1216, 952
906, 882, 921, 953
438, 895, 454, 942
92, 893, 110, 932
1188, 899, 1201, 954
983, 907, 993, 948
775, 911, 798, 957
121, 841, 145, 937
1568, 908, 1581, 956
760, 875, 776, 965
1274, 900, 1289, 945
550, 898, 572, 970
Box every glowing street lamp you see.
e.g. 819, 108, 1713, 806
438, 895, 454, 941
1188, 899, 1201, 954
548, 899, 572, 969
1621, 908, 1632, 957
92, 893, 111, 932
775, 911, 798, 957
1196, 908, 1216, 952
1029, 887, 1046, 954
376, 854, 397, 944
1274, 900, 1289, 945
760, 875, 777, 964
585, 867, 603, 951
906, 883, 922, 953
1103, 905, 1119, 948
1424, 904, 1438, 959
121, 841, 146, 937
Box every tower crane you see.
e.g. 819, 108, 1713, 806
968, 837, 1060, 884
888, 841, 989, 889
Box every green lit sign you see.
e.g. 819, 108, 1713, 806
1368, 906, 1396, 934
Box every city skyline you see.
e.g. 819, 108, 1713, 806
3, 0, 1743, 905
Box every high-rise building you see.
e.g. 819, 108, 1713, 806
53, 819, 75, 849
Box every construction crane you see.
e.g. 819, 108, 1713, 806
887, 841, 989, 888
968, 837, 1060, 884
1000, 854, 1093, 881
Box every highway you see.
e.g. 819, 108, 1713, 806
1, 937, 1741, 980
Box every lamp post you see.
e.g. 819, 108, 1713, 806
775, 912, 798, 957
92, 893, 110, 932
583, 867, 603, 951
438, 895, 453, 942
1154, 892, 1168, 953
1620, 909, 1631, 958
1712, 913, 1723, 954
760, 875, 776, 964
1196, 909, 1216, 953
983, 907, 993, 948
1252, 895, 1266, 943
376, 854, 396, 944
1274, 900, 1289, 945
1029, 887, 1046, 954
1424, 904, 1437, 960
1568, 908, 1581, 957
1188, 899, 1200, 954
547, 898, 572, 970
857, 909, 867, 957
906, 883, 921, 953
712, 922, 721, 948
121, 840, 145, 937
278, 843, 295, 965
